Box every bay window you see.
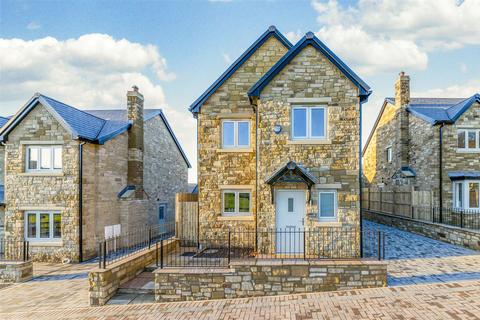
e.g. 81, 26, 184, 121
453, 180, 480, 210
25, 211, 61, 241
291, 106, 327, 140
26, 145, 62, 171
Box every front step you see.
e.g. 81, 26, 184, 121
118, 271, 155, 295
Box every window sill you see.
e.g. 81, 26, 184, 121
217, 215, 254, 221
456, 149, 480, 153
20, 172, 64, 177
28, 241, 63, 247
217, 148, 254, 153
287, 139, 331, 145
310, 220, 341, 227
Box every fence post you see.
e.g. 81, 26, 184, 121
379, 189, 383, 212
102, 241, 107, 269
156, 241, 159, 267
411, 205, 414, 219
377, 231, 381, 261
228, 230, 231, 266
368, 188, 371, 210
303, 231, 306, 260
160, 239, 164, 269
98, 242, 102, 269
23, 241, 27, 262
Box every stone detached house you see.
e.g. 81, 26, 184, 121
189, 26, 371, 255
0, 87, 190, 262
363, 72, 480, 211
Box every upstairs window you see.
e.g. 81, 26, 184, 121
291, 106, 326, 140
26, 146, 62, 171
386, 147, 393, 163
222, 190, 251, 216
222, 120, 250, 148
457, 129, 480, 151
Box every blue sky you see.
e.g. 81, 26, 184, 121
1, 0, 479, 182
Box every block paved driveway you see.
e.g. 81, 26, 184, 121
1, 221, 479, 319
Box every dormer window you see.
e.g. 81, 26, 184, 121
26, 145, 62, 172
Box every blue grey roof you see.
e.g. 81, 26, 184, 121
189, 26, 292, 115
0, 93, 191, 168
448, 171, 480, 181
0, 185, 4, 204
266, 161, 318, 186
386, 95, 480, 125
249, 32, 372, 102
0, 117, 9, 129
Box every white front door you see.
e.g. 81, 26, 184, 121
275, 190, 305, 254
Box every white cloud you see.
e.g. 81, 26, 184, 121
459, 63, 468, 73
26, 21, 41, 30
307, 0, 480, 75
285, 30, 303, 44
412, 79, 480, 98
222, 53, 232, 64
0, 34, 197, 182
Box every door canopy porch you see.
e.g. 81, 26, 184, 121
265, 161, 318, 203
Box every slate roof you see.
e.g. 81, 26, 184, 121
189, 26, 292, 115
0, 116, 9, 129
0, 185, 4, 205
0, 93, 191, 167
385, 95, 480, 125
265, 161, 318, 186
249, 32, 372, 102
448, 171, 480, 181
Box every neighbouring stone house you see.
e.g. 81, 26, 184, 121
363, 72, 480, 211
0, 116, 8, 238
0, 87, 190, 262
189, 26, 371, 256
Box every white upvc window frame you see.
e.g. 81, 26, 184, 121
291, 106, 327, 140
318, 190, 338, 222
221, 120, 250, 149
26, 145, 63, 172
452, 180, 480, 211
457, 129, 480, 152
221, 190, 252, 216
24, 211, 62, 242
386, 146, 393, 163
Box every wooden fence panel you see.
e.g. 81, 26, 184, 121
175, 193, 198, 245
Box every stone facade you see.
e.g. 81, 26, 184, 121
363, 73, 480, 209
195, 31, 364, 257
197, 36, 289, 239
1, 94, 189, 262
364, 210, 480, 250
155, 259, 387, 302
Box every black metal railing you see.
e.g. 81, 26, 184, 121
156, 227, 384, 269
97, 223, 174, 268
0, 239, 29, 262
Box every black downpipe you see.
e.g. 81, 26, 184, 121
254, 102, 259, 251
78, 142, 85, 262
439, 123, 444, 223
359, 99, 364, 258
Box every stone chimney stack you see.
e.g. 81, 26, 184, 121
127, 85, 144, 198
395, 71, 410, 109
395, 72, 410, 167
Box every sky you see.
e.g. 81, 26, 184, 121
1, 0, 479, 183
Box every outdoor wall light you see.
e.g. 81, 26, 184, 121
273, 124, 282, 134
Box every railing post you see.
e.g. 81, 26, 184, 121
160, 239, 164, 269
411, 205, 414, 219
102, 241, 107, 269
98, 242, 102, 269
460, 209, 464, 229
377, 231, 381, 261
23, 241, 27, 262
156, 241, 159, 267
148, 227, 152, 249
303, 231, 306, 260
228, 230, 231, 266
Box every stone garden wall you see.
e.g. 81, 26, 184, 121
155, 259, 386, 302
364, 210, 480, 250
89, 238, 177, 306
0, 261, 33, 283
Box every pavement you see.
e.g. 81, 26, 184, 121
1, 220, 479, 319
